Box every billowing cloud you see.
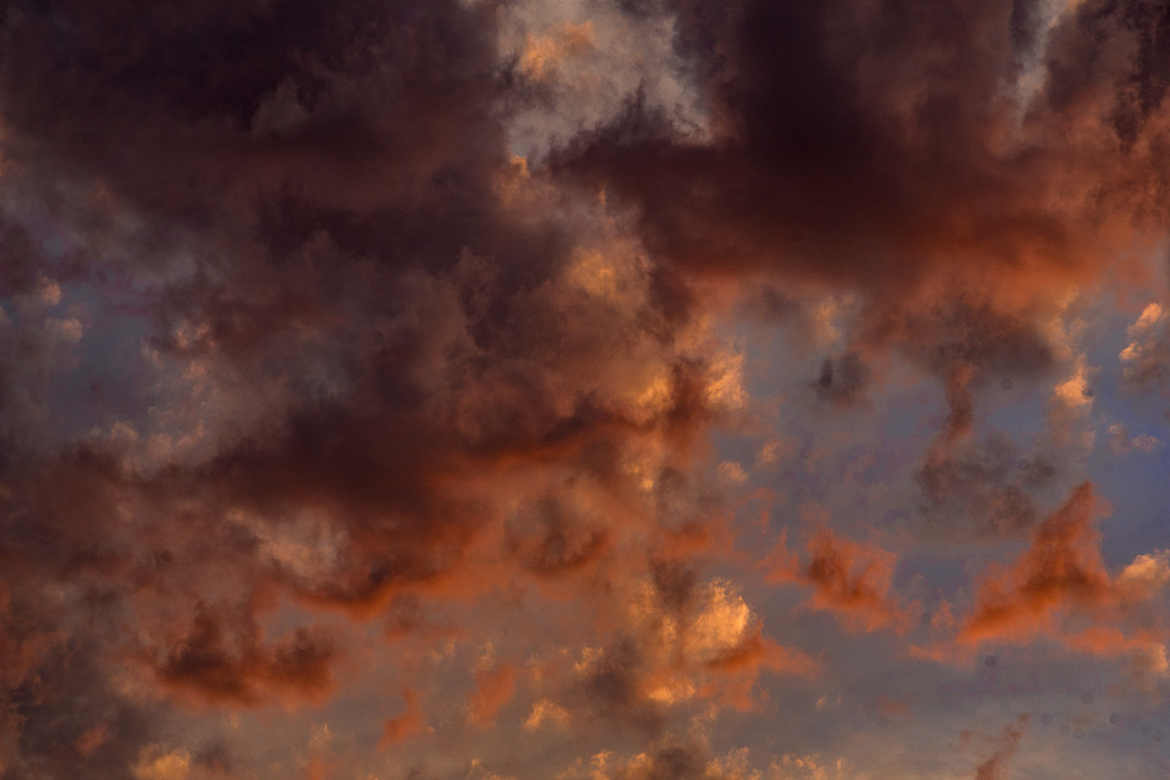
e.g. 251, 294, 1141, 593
1121, 302, 1170, 390
550, 572, 816, 730
4, 0, 1170, 775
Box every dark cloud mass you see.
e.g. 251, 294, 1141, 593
562, 0, 1170, 281
556, 0, 1170, 420
2, 0, 1170, 775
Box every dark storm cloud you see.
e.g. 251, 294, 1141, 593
555, 0, 1170, 442
4, 0, 1170, 773
1, 637, 156, 780
0, 216, 44, 298
561, 0, 1170, 287
1, 1, 509, 235
0, 511, 160, 779
0, 0, 751, 772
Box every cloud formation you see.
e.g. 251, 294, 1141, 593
763, 529, 907, 632
3, 0, 1170, 775
960, 483, 1112, 643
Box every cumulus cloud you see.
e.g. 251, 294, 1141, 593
1107, 423, 1162, 455
1118, 549, 1170, 593
558, 573, 816, 728
1121, 302, 1170, 389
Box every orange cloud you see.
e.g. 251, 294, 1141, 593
518, 21, 595, 80
559, 573, 814, 722
467, 664, 517, 727
149, 606, 334, 708
705, 633, 817, 677
380, 688, 425, 746
959, 482, 1111, 644
7, 0, 1170, 774
763, 529, 907, 632
1061, 627, 1168, 678
702, 632, 820, 711
907, 483, 1170, 671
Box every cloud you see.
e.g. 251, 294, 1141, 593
524, 698, 571, 731
467, 664, 517, 727
557, 742, 854, 780
149, 606, 335, 707
133, 747, 192, 780
1060, 627, 1169, 678
1121, 301, 1170, 391
381, 689, 425, 745
552, 0, 1170, 453
1118, 549, 1170, 594
616, 742, 707, 780
917, 434, 1060, 540
0, 5, 754, 768
763, 529, 907, 632
506, 495, 612, 579
562, 573, 815, 727
518, 21, 596, 80
560, 0, 1170, 295
0, 632, 158, 779
960, 483, 1111, 643
939, 485, 1170, 665
813, 353, 871, 406
1108, 423, 1162, 454
973, 715, 1028, 780
3, 0, 1170, 774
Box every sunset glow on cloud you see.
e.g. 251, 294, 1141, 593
3, 1, 1170, 778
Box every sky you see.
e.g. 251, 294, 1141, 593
2, 1, 1170, 778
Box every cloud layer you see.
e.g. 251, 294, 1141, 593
3, 0, 1170, 777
